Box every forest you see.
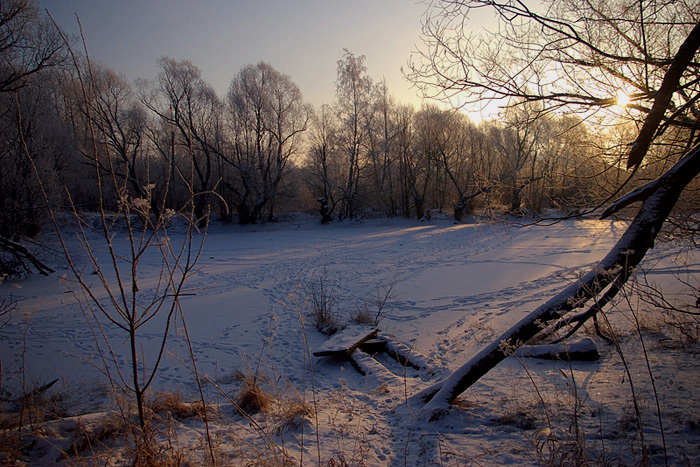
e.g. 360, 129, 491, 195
3, 0, 682, 250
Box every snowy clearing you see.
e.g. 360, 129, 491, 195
1, 215, 699, 465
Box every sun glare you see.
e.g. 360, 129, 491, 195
616, 90, 631, 107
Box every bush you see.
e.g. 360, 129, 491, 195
303, 271, 340, 335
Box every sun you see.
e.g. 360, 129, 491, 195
616, 89, 631, 107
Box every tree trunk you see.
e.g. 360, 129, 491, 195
414, 142, 700, 422
454, 187, 489, 222
192, 191, 209, 228
237, 200, 253, 225
318, 197, 333, 224
413, 196, 425, 220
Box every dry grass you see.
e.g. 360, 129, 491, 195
350, 278, 398, 327
350, 306, 375, 326
321, 454, 354, 466
0, 409, 127, 465
0, 382, 214, 466
273, 397, 314, 433
235, 375, 274, 415
129, 428, 189, 467
0, 380, 69, 431
303, 272, 341, 335
148, 391, 207, 420
494, 406, 537, 430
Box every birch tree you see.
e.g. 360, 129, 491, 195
335, 50, 373, 219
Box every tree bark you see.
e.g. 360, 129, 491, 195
627, 21, 700, 168
414, 142, 700, 422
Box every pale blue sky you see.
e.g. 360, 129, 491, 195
37, 0, 437, 107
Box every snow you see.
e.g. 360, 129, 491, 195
1, 215, 699, 465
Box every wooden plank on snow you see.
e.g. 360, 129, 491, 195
313, 325, 378, 357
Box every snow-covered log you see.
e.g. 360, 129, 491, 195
414, 142, 700, 422
515, 337, 599, 361
349, 349, 397, 380
9, 412, 123, 464
381, 333, 448, 377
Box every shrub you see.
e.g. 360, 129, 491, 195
303, 271, 340, 335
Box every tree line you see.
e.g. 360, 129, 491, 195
1, 0, 676, 248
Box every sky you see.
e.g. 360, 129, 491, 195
36, 0, 440, 108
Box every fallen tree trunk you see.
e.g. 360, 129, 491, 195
414, 142, 700, 421
0, 237, 55, 276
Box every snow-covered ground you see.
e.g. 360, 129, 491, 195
1, 214, 699, 465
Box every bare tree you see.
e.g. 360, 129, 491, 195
407, 104, 442, 219
335, 50, 373, 219
0, 0, 66, 93
0, 0, 68, 274
0, 71, 67, 242
490, 103, 545, 214
410, 104, 487, 220
140, 57, 223, 227
365, 79, 401, 216
19, 38, 209, 452
305, 104, 341, 223
536, 114, 603, 212
410, 1, 699, 131
394, 104, 418, 218
436, 109, 489, 220
225, 62, 309, 224
415, 139, 700, 421
63, 63, 167, 220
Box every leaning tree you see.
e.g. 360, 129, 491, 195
408, 0, 700, 420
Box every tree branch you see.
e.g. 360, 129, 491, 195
627, 21, 700, 168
